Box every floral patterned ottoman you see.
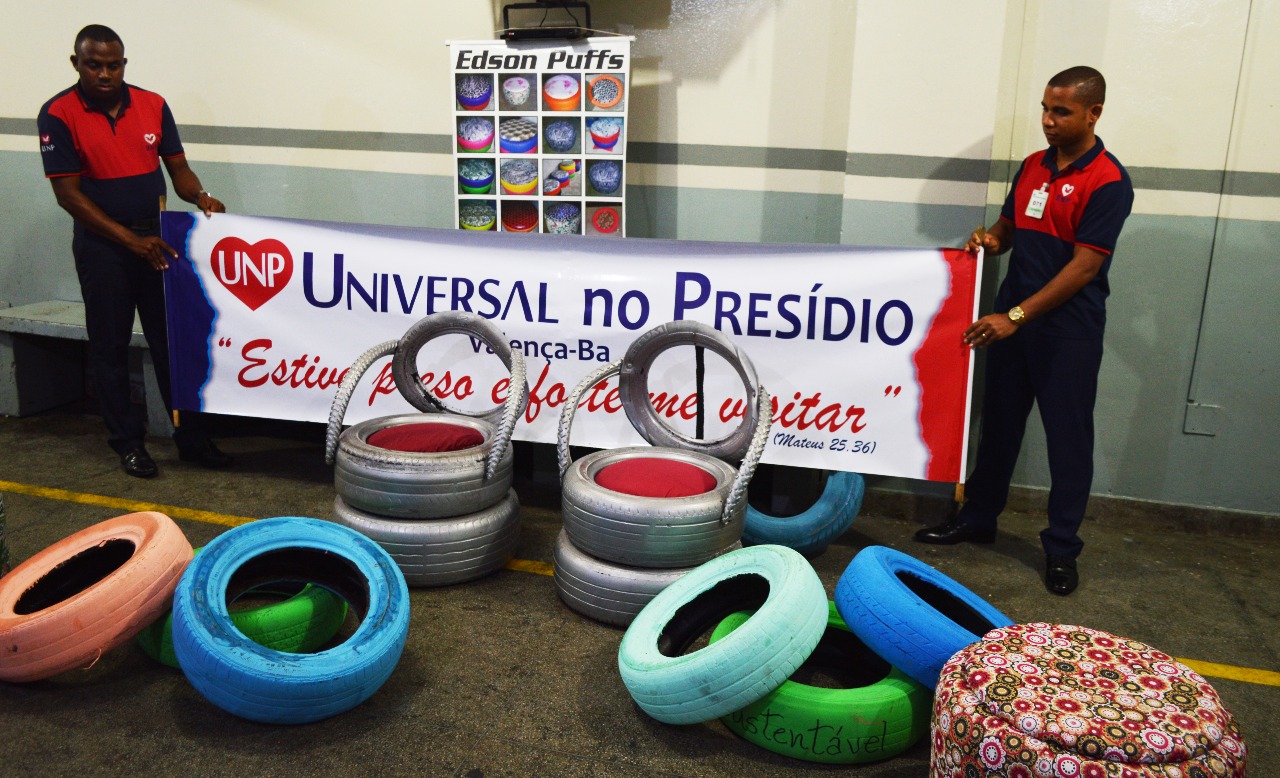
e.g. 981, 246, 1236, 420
930, 623, 1247, 777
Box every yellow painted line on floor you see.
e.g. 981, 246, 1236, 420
0, 480, 255, 528
504, 558, 554, 577
5, 479, 1279, 687
1177, 658, 1280, 687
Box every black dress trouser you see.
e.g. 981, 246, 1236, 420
72, 223, 202, 454
957, 326, 1104, 560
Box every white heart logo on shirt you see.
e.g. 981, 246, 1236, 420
144, 133, 157, 145
1061, 184, 1075, 197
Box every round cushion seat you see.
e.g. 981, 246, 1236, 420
594, 457, 717, 498
931, 622, 1247, 777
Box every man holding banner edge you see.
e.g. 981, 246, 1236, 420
38, 24, 232, 477
914, 66, 1134, 597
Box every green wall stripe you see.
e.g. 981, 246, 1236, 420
5, 116, 1274, 196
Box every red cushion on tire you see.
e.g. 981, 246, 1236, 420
367, 423, 483, 453
595, 458, 717, 498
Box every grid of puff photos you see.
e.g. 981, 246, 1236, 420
454, 69, 626, 237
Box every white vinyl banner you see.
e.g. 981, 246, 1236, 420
162, 213, 980, 483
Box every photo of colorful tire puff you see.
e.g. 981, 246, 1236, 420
459, 200, 496, 231
587, 160, 622, 195
587, 74, 624, 110
500, 159, 538, 196
588, 117, 622, 152
550, 168, 575, 195
498, 117, 538, 154
543, 178, 563, 196
457, 117, 495, 153
501, 74, 532, 108
558, 159, 580, 176
455, 74, 492, 110
590, 205, 621, 235
545, 202, 582, 234
458, 159, 495, 194
542, 74, 581, 111
544, 119, 578, 153
501, 201, 539, 233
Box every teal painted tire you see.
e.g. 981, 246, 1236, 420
710, 601, 931, 763
617, 544, 826, 725
743, 470, 864, 556
136, 546, 348, 668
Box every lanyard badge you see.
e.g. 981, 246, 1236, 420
1025, 183, 1049, 219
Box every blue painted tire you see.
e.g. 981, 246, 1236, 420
172, 517, 410, 724
617, 544, 827, 725
743, 470, 864, 556
833, 545, 1013, 690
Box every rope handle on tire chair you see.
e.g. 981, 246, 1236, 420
720, 386, 771, 526
557, 359, 623, 479
325, 340, 399, 465
486, 347, 528, 481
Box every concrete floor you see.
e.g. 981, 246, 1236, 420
0, 409, 1276, 777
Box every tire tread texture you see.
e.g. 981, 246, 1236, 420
617, 544, 827, 725
742, 470, 865, 556
171, 517, 409, 724
0, 511, 192, 683
833, 545, 1013, 689
331, 491, 519, 587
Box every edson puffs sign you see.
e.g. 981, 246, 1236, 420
162, 213, 980, 483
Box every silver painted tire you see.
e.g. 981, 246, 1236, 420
330, 491, 520, 587
391, 310, 513, 424
334, 414, 513, 519
553, 530, 741, 627
561, 447, 744, 568
618, 320, 760, 463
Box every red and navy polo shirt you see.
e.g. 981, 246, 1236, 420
38, 83, 185, 223
997, 137, 1133, 338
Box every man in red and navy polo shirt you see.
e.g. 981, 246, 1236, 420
914, 66, 1134, 596
38, 24, 232, 477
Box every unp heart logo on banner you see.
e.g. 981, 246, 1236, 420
210, 236, 294, 311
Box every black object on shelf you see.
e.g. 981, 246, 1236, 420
501, 1, 592, 41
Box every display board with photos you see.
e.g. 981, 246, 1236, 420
448, 37, 632, 237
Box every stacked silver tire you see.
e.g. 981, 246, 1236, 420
554, 322, 770, 625
325, 312, 529, 587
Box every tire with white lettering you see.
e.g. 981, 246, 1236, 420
834, 545, 1014, 689
618, 544, 827, 725
331, 490, 519, 587
743, 470, 865, 556
136, 543, 348, 668
709, 601, 930, 763
334, 414, 513, 519
0, 511, 192, 683
171, 516, 409, 724
552, 529, 742, 626
561, 447, 743, 568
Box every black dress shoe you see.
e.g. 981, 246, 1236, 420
121, 447, 158, 478
913, 506, 996, 545
1045, 555, 1079, 596
178, 439, 234, 469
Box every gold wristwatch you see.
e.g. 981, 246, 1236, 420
1008, 305, 1026, 325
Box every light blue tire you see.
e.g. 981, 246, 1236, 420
617, 544, 827, 725
172, 516, 410, 724
742, 470, 865, 556
833, 545, 1013, 690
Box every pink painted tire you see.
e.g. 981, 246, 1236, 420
0, 511, 192, 682
930, 622, 1248, 777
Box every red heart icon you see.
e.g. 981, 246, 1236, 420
210, 237, 293, 311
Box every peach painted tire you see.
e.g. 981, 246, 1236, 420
0, 511, 192, 682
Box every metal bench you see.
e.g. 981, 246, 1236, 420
0, 300, 173, 435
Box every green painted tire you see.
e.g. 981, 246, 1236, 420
136, 548, 348, 668
709, 600, 931, 764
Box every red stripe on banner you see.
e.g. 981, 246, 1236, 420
913, 249, 978, 482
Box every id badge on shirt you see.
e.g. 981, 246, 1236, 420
1025, 183, 1049, 219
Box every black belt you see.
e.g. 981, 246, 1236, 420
121, 217, 160, 233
